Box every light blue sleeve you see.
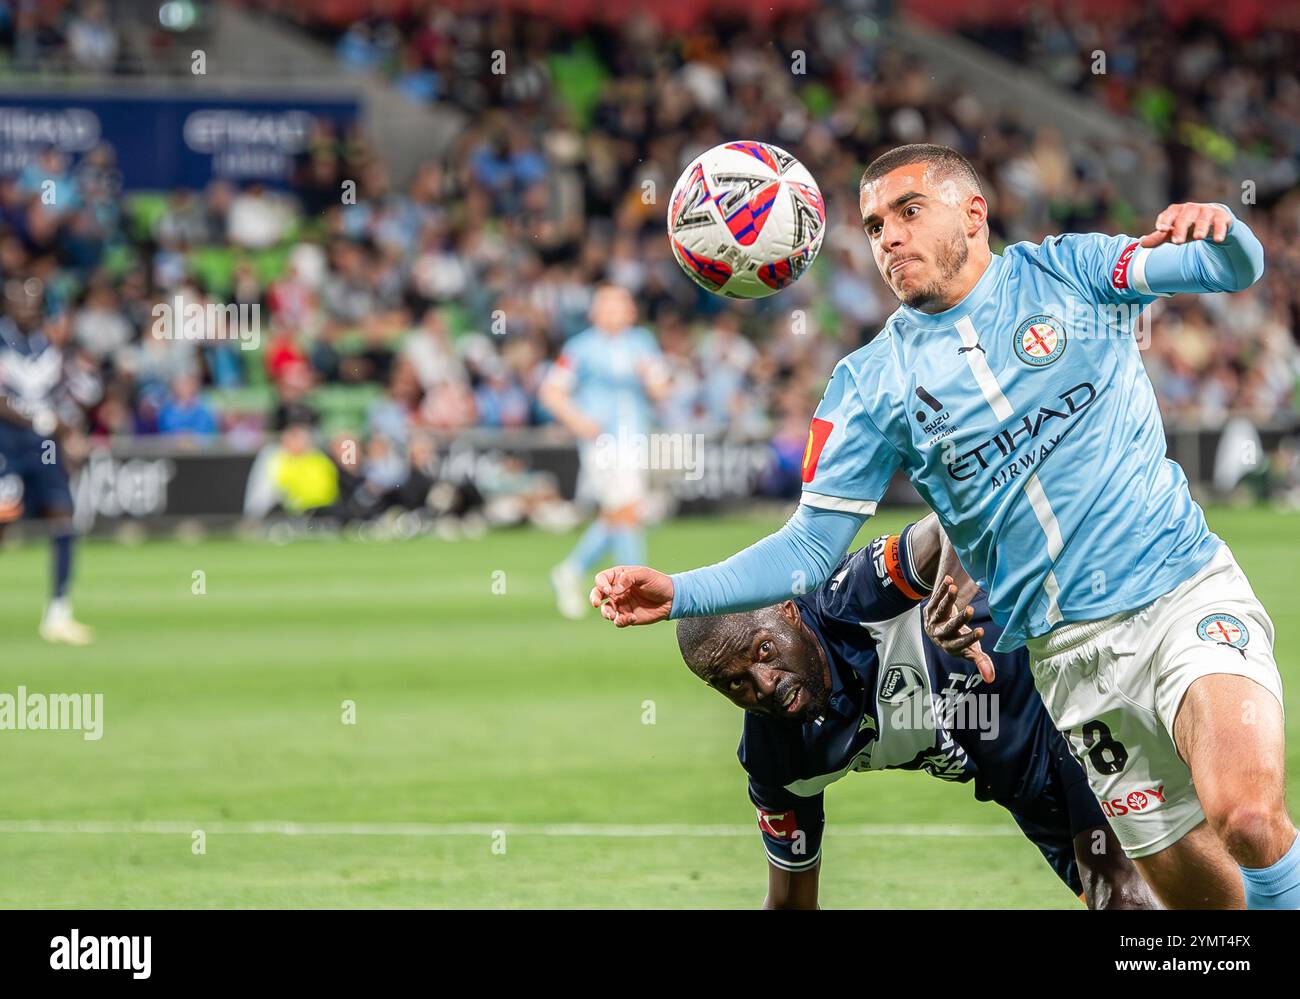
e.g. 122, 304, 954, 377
799, 359, 901, 516
1030, 208, 1264, 305
1026, 231, 1158, 306
556, 332, 588, 383
1137, 206, 1264, 295
668, 503, 866, 619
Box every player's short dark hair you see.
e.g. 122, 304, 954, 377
859, 143, 983, 197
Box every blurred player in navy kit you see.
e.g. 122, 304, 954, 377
0, 280, 99, 644
675, 514, 1156, 909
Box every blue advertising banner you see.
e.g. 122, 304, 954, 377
0, 93, 361, 191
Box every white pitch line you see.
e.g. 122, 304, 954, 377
0, 820, 1021, 838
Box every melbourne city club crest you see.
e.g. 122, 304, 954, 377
1196, 613, 1250, 650
1013, 315, 1067, 367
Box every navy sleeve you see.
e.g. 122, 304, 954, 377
739, 716, 825, 872
748, 777, 825, 873
814, 522, 934, 624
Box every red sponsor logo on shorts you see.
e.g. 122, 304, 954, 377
801, 418, 834, 483
1111, 240, 1140, 290
1100, 784, 1166, 818
756, 808, 799, 839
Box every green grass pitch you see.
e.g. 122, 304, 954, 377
1, 507, 1296, 908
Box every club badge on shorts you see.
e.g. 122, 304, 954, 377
1196, 613, 1250, 649
1013, 315, 1067, 367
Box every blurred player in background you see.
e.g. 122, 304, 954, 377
676, 514, 1155, 909
0, 280, 99, 644
595, 145, 1298, 909
541, 285, 668, 619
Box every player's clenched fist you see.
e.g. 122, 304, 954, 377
590, 566, 674, 627
1139, 202, 1232, 248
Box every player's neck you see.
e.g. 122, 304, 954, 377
915, 243, 993, 315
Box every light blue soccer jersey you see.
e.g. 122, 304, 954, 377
548, 326, 664, 435
802, 232, 1227, 651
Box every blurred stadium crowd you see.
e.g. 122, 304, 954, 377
2, 1, 1299, 519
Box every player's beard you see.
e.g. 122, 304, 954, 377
780, 635, 831, 723
795, 669, 829, 722
897, 225, 969, 311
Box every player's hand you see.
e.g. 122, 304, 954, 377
589, 566, 674, 627
1138, 202, 1232, 248
924, 574, 995, 683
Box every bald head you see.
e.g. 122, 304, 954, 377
675, 602, 832, 722
677, 609, 777, 683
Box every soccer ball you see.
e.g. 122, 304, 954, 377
666, 140, 826, 299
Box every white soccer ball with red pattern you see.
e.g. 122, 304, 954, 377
666, 140, 826, 299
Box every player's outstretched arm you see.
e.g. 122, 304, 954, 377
590, 503, 865, 627
1134, 202, 1264, 295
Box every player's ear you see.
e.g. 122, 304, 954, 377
778, 600, 800, 623
966, 194, 988, 237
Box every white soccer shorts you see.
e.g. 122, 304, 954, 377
576, 439, 647, 515
1024, 544, 1284, 858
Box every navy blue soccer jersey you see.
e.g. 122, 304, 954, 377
739, 524, 1104, 893
0, 318, 94, 519
0, 319, 70, 417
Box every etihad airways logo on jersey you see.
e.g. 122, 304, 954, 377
945, 382, 1096, 482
